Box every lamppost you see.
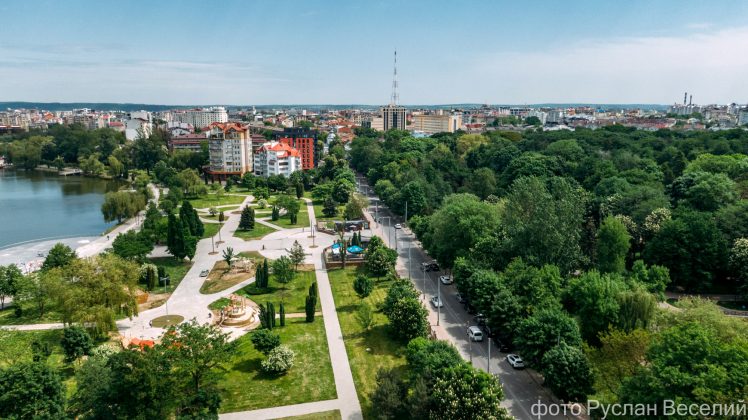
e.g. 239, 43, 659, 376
468, 325, 473, 365
488, 334, 492, 375
437, 275, 441, 326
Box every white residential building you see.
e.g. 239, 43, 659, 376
411, 111, 462, 134
206, 122, 253, 181
253, 141, 302, 177
124, 110, 153, 140
173, 106, 228, 128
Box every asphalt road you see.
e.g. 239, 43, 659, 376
356, 176, 576, 420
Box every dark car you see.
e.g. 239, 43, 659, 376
455, 293, 467, 304
465, 303, 477, 315
420, 260, 440, 272
474, 313, 487, 326
481, 324, 494, 337
492, 338, 512, 353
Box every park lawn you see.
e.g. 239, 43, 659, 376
188, 193, 246, 209
327, 267, 407, 418
273, 199, 311, 228
201, 222, 221, 239
218, 317, 336, 413
233, 223, 278, 241
0, 329, 76, 396
240, 269, 316, 313
312, 199, 345, 223
277, 410, 342, 420
148, 257, 193, 293
0, 305, 62, 326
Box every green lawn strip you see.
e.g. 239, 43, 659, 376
201, 222, 221, 239
311, 199, 345, 224
148, 257, 193, 293
218, 317, 336, 413
273, 199, 311, 228
276, 410, 342, 420
0, 306, 63, 326
188, 194, 246, 209
240, 269, 316, 313
209, 297, 231, 310
233, 223, 278, 241
327, 267, 406, 417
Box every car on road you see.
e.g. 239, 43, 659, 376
430, 296, 444, 308
199, 269, 210, 277
465, 303, 477, 314
474, 313, 487, 326
420, 260, 440, 272
506, 354, 525, 369
455, 293, 467, 303
481, 324, 494, 337
492, 338, 512, 353
468, 326, 484, 342
439, 275, 453, 285
394, 223, 402, 229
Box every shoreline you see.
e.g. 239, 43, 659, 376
0, 236, 98, 270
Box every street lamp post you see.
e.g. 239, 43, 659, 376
488, 334, 492, 375
437, 276, 441, 326
468, 326, 473, 365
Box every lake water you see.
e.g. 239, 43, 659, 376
0, 169, 122, 249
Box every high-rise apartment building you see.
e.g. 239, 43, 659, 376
173, 107, 228, 128
206, 122, 253, 181
277, 127, 317, 170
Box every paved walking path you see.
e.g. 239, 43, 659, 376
220, 399, 340, 420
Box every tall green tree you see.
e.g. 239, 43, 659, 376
596, 216, 632, 273
541, 343, 595, 402
430, 364, 511, 420
42, 242, 77, 271
0, 362, 65, 419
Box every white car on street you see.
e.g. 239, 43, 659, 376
468, 326, 484, 342
430, 296, 444, 308
439, 275, 453, 285
506, 354, 525, 369
394, 223, 402, 229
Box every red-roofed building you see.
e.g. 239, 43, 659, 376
253, 141, 302, 177
206, 122, 253, 181
276, 128, 317, 170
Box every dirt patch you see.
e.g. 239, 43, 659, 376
138, 292, 171, 311
200, 260, 255, 294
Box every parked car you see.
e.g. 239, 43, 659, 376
430, 296, 444, 308
439, 275, 453, 285
506, 354, 525, 369
394, 223, 402, 229
492, 338, 512, 353
465, 303, 477, 315
420, 261, 440, 272
474, 313, 487, 326
199, 269, 210, 277
481, 324, 493, 337
468, 326, 484, 342
455, 293, 467, 303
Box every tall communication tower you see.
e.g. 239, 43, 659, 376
390, 50, 399, 105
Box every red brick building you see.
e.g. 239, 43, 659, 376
277, 128, 317, 170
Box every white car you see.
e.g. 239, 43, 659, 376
439, 275, 453, 285
430, 296, 444, 308
394, 223, 402, 229
506, 354, 525, 369
468, 326, 484, 342
199, 269, 210, 277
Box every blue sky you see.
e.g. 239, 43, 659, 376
1, 0, 747, 105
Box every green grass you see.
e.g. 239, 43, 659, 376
277, 410, 342, 420
233, 223, 278, 240
273, 199, 311, 228
209, 297, 231, 310
327, 267, 406, 417
148, 257, 193, 293
312, 199, 345, 222
201, 222, 221, 239
218, 317, 336, 413
189, 193, 246, 209
150, 315, 184, 328
240, 269, 316, 313
0, 305, 62, 326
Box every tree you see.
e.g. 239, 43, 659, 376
286, 199, 301, 225
160, 320, 236, 399
166, 213, 186, 260
322, 197, 338, 217
279, 301, 285, 327
353, 274, 373, 299
430, 364, 511, 420
0, 265, 22, 310
515, 308, 582, 366
466, 167, 498, 200
730, 238, 748, 298
356, 301, 375, 331
382, 279, 419, 318
42, 242, 77, 270
295, 182, 304, 199
504, 176, 587, 273
79, 152, 106, 176
261, 345, 295, 374
365, 246, 397, 279
101, 191, 146, 223
112, 230, 154, 262
370, 368, 405, 419
671, 170, 737, 212
541, 343, 594, 402
565, 270, 627, 343
271, 206, 280, 221
587, 329, 652, 400
238, 206, 254, 230
628, 260, 670, 300
61, 325, 94, 362
272, 256, 295, 287
405, 337, 463, 380
596, 216, 631, 273
305, 282, 318, 322
255, 260, 268, 289
344, 193, 369, 220
0, 362, 65, 419
386, 297, 429, 342
140, 263, 158, 290
289, 240, 305, 271
222, 247, 235, 269
179, 200, 204, 238
250, 329, 281, 355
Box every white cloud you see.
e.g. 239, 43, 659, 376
463, 26, 748, 104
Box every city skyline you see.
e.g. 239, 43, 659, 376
1, 0, 748, 105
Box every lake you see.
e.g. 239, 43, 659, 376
0, 169, 122, 249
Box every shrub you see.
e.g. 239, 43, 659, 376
251, 330, 281, 355
261, 345, 295, 374
61, 326, 94, 362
